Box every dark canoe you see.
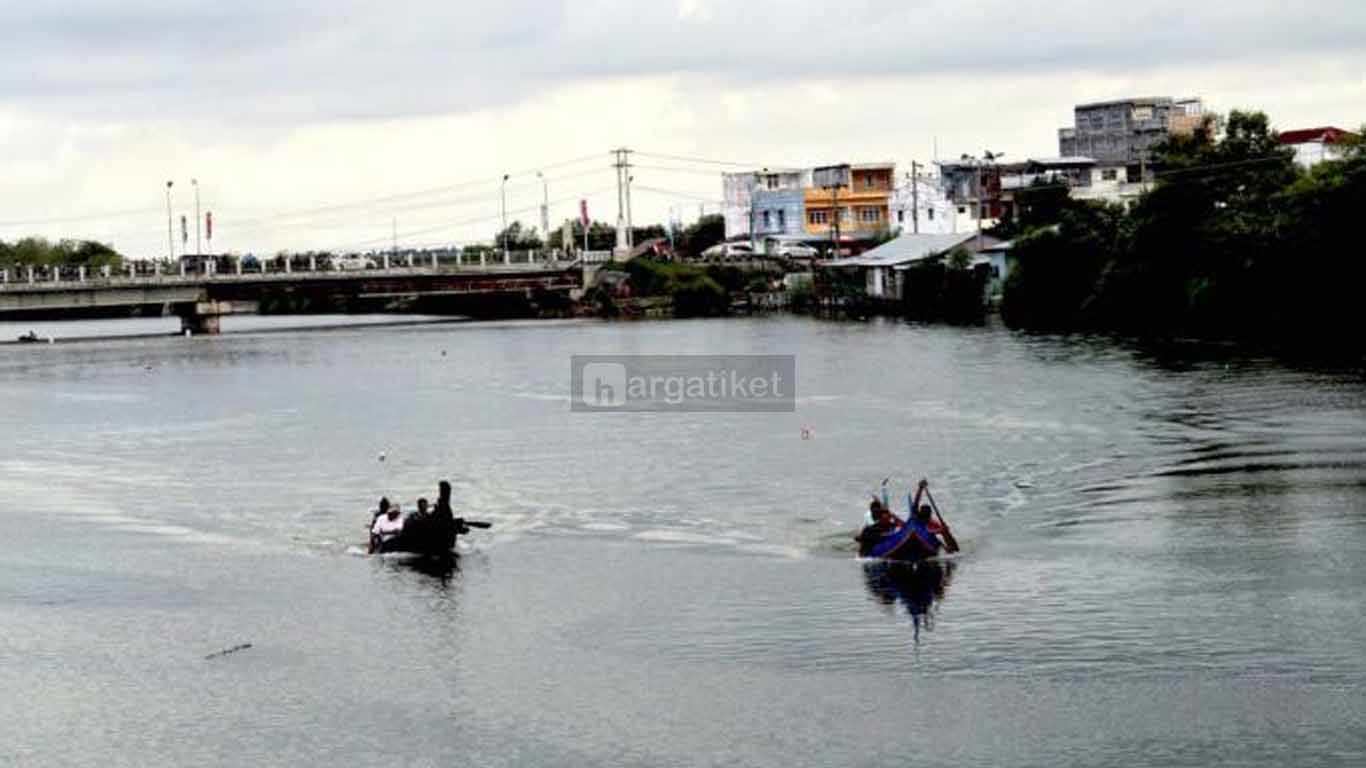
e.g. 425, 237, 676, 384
376, 514, 459, 556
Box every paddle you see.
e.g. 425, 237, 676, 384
458, 520, 492, 529
923, 486, 960, 554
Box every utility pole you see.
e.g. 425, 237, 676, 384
911, 161, 920, 235
831, 186, 840, 256
192, 178, 201, 256
500, 174, 510, 256
612, 148, 633, 255
164, 180, 175, 261
537, 171, 549, 241
626, 174, 635, 250
749, 171, 760, 251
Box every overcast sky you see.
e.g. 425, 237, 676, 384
2, 0, 1363, 256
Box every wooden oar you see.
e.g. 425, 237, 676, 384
923, 486, 960, 554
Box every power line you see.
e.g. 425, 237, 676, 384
230, 154, 611, 227
631, 185, 723, 203
633, 150, 776, 168
226, 165, 616, 232
327, 187, 616, 253
631, 164, 734, 177
0, 207, 164, 229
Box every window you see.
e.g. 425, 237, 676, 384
776, 209, 785, 229
809, 210, 830, 225
958, 206, 967, 215
927, 208, 934, 221
1101, 168, 1118, 181
897, 210, 905, 224
840, 207, 853, 223
762, 211, 771, 229
859, 207, 881, 223
765, 175, 779, 190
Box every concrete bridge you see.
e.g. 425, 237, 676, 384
0, 254, 584, 334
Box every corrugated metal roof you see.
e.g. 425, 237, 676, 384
819, 232, 976, 268
1279, 127, 1355, 145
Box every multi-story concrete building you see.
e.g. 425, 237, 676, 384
803, 163, 895, 249
723, 163, 896, 253
1058, 97, 1207, 167
722, 169, 808, 240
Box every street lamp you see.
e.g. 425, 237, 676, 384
165, 180, 175, 261
500, 173, 509, 255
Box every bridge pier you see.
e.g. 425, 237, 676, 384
175, 300, 258, 336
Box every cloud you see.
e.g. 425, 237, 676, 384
3, 0, 1364, 122
0, 1, 1363, 257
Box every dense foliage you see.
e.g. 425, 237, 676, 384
622, 258, 729, 316
0, 237, 123, 270
1001, 110, 1364, 351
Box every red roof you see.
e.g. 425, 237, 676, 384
1278, 127, 1355, 145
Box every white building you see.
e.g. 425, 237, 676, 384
888, 174, 960, 235
1278, 127, 1356, 169
721, 169, 808, 240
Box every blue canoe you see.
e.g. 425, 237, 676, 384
863, 524, 930, 561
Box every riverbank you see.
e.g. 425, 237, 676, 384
1000, 111, 1365, 356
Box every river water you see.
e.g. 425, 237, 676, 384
2, 315, 1363, 767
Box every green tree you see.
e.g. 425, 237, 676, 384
675, 214, 725, 258
545, 219, 617, 251
492, 221, 543, 250
0, 236, 124, 269
946, 245, 973, 271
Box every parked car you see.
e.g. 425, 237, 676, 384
776, 243, 819, 260
700, 242, 755, 262
332, 255, 377, 271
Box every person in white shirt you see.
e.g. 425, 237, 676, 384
369, 502, 405, 553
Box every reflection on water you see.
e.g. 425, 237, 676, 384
379, 551, 462, 585
861, 559, 956, 643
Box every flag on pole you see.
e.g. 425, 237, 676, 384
579, 199, 589, 228
206, 211, 213, 242
180, 215, 188, 245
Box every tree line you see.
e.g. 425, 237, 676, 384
1000, 110, 1364, 352
491, 214, 726, 258
0, 237, 123, 270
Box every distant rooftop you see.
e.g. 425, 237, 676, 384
819, 232, 976, 268
1074, 96, 1174, 110
1278, 127, 1357, 145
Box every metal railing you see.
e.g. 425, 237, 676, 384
0, 249, 587, 291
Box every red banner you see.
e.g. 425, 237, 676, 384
206, 211, 213, 241
580, 199, 589, 228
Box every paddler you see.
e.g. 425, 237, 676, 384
369, 501, 405, 553
855, 502, 902, 557
905, 502, 959, 557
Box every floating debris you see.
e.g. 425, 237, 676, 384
204, 642, 253, 660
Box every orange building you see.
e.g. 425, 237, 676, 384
803, 163, 896, 242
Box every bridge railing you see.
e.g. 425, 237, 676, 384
0, 249, 592, 291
